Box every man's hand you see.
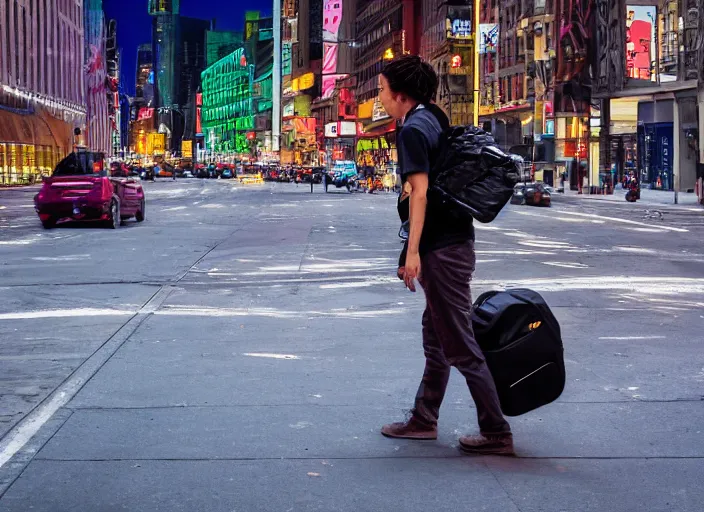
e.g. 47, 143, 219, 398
397, 266, 405, 280
404, 251, 421, 292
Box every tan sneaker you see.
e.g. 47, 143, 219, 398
458, 433, 515, 456
381, 417, 438, 440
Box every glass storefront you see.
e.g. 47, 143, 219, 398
0, 143, 61, 186
356, 136, 397, 174
637, 122, 674, 190
610, 134, 638, 187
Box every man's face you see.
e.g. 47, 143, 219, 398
378, 75, 399, 119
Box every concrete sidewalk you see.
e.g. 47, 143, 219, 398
559, 186, 702, 208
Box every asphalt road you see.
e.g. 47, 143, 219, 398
0, 179, 703, 511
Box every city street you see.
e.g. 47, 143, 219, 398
0, 180, 703, 511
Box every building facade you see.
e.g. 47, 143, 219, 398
206, 30, 242, 67
278, 0, 323, 165
0, 0, 87, 184
592, 0, 703, 196
130, 44, 155, 155
84, 0, 111, 154
352, 0, 420, 173
420, 0, 475, 127
201, 47, 255, 157
178, 16, 210, 152
150, 0, 179, 153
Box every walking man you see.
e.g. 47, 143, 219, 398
378, 55, 514, 455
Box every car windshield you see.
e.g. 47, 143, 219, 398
52, 152, 101, 176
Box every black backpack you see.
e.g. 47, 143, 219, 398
428, 126, 521, 223
472, 289, 565, 416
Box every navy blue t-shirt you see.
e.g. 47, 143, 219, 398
397, 104, 474, 256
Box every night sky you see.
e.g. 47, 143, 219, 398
104, 0, 271, 95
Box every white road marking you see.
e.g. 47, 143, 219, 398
557, 210, 689, 232
476, 249, 556, 255
613, 246, 656, 254
542, 261, 589, 268
158, 305, 406, 319
0, 308, 135, 320
319, 278, 398, 289
598, 336, 666, 340
514, 210, 605, 224
31, 254, 91, 262
244, 353, 300, 360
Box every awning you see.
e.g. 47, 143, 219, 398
0, 107, 72, 151
358, 119, 396, 138
480, 103, 532, 121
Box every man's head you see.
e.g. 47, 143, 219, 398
379, 55, 438, 120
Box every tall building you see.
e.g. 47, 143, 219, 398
206, 30, 243, 67
200, 11, 274, 160
591, 0, 702, 196
476, 0, 557, 184
352, 0, 420, 172
150, 0, 179, 152
106, 19, 122, 156
312, 0, 357, 164
178, 16, 210, 149
84, 0, 111, 154
279, 0, 323, 165
420, 0, 474, 127
135, 44, 155, 106
0, 0, 87, 185
150, 0, 209, 154
201, 47, 254, 156
130, 44, 155, 155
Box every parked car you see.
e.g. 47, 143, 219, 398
325, 161, 358, 193
511, 182, 551, 207
221, 168, 233, 179
34, 150, 146, 229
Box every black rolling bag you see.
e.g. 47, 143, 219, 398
471, 289, 565, 416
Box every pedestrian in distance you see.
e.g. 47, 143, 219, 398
377, 55, 514, 456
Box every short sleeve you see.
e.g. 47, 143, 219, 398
398, 127, 431, 177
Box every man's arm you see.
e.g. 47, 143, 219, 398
403, 172, 428, 292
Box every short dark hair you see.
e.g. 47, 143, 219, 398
381, 55, 438, 105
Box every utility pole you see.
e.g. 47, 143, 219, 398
272, 0, 282, 153
673, 99, 680, 204
472, 0, 480, 126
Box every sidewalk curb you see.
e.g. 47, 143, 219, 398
553, 193, 703, 211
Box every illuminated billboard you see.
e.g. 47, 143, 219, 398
447, 5, 472, 39
322, 74, 348, 98
323, 0, 342, 42
282, 42, 292, 76
626, 5, 656, 81
479, 24, 498, 54
323, 43, 338, 74
321, 0, 347, 98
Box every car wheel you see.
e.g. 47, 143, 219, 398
106, 199, 120, 229
41, 218, 56, 229
136, 198, 146, 222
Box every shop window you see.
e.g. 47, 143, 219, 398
0, 144, 6, 184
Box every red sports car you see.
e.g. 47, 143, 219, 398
34, 150, 146, 229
